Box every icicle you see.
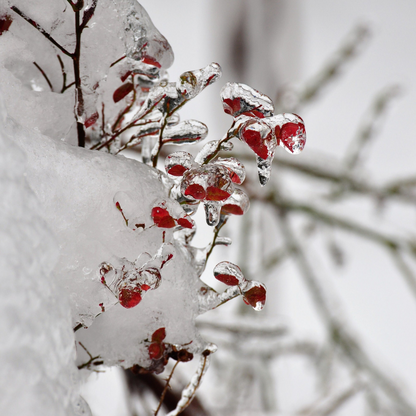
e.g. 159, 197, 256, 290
256, 154, 274, 186
204, 201, 220, 226
141, 135, 157, 165
162, 120, 208, 145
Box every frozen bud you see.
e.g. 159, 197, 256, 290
151, 202, 176, 228
214, 157, 246, 185
176, 62, 222, 99
213, 261, 246, 286
162, 120, 208, 145
242, 281, 267, 311
221, 82, 274, 118
118, 286, 142, 309
220, 189, 250, 216
165, 151, 194, 176
239, 118, 276, 160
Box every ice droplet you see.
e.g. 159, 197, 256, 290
165, 151, 194, 177
280, 114, 306, 154
220, 188, 250, 216
220, 82, 274, 118
213, 261, 245, 286
204, 201, 221, 226
238, 118, 276, 160
176, 62, 222, 99
162, 120, 208, 145
256, 155, 274, 186
242, 281, 267, 311
214, 157, 246, 185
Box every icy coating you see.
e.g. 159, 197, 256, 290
0, 0, 305, 413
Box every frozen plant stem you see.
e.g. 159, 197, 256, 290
11, 0, 98, 147
154, 361, 180, 416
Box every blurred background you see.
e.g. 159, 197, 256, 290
81, 1, 416, 415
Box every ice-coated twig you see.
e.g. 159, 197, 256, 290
166, 344, 217, 416
198, 285, 241, 315
275, 204, 416, 416
196, 320, 287, 338
278, 24, 370, 113
154, 361, 180, 416
344, 85, 400, 171
301, 381, 365, 416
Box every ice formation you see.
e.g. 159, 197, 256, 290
0, 0, 305, 413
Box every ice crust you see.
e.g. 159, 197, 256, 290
2, 0, 173, 144
0, 103, 86, 415
11, 124, 203, 369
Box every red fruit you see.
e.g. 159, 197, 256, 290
119, 287, 142, 308
113, 82, 134, 103
184, 183, 206, 200
152, 327, 166, 343
151, 207, 176, 228
177, 217, 194, 229
214, 273, 240, 286
167, 165, 188, 176
221, 204, 244, 216
141, 284, 151, 291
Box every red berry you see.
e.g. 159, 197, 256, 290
119, 287, 142, 308
151, 207, 176, 228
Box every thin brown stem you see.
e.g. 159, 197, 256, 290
10, 6, 72, 57
154, 361, 179, 416
33, 62, 54, 92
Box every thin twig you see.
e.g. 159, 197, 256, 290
154, 361, 180, 416
33, 62, 54, 92
10, 6, 72, 57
